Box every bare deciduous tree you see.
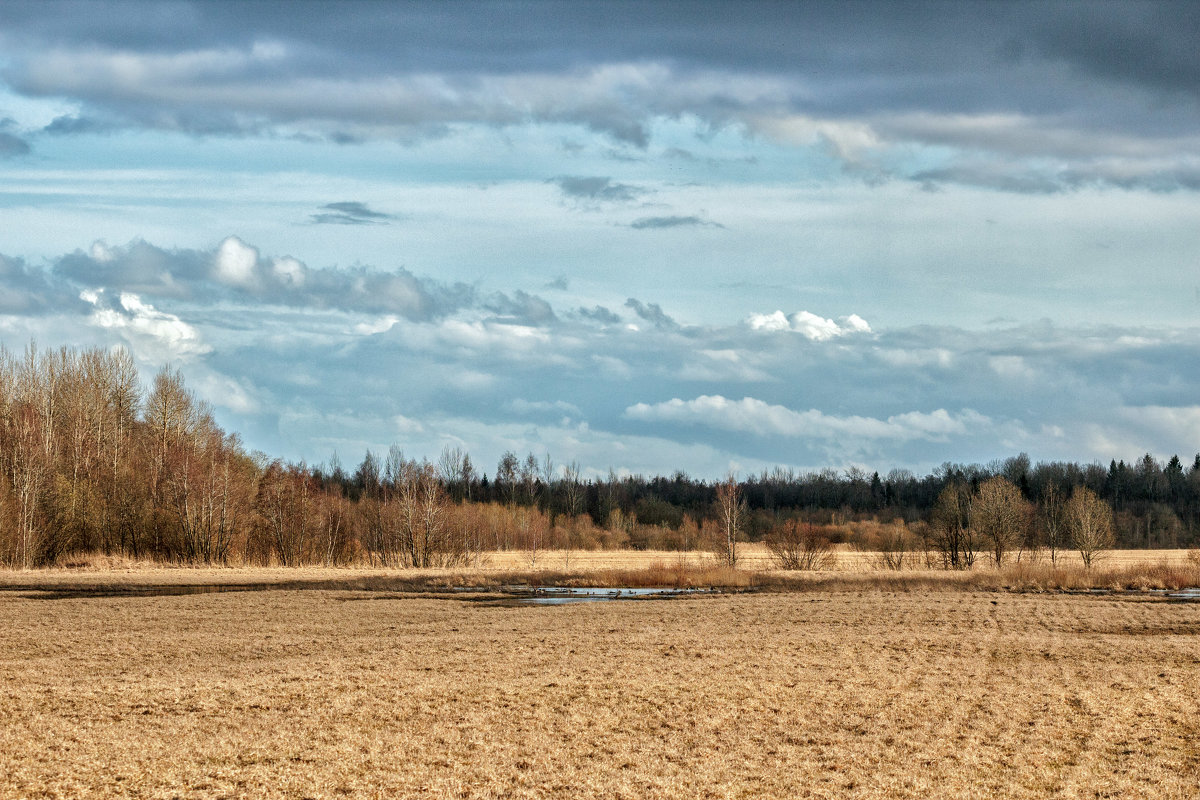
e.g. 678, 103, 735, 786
972, 477, 1030, 567
562, 460, 583, 518
1067, 486, 1115, 568
1038, 482, 1068, 566
931, 482, 976, 569
713, 473, 744, 568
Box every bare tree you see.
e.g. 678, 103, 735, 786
540, 452, 555, 515
713, 473, 744, 568
256, 461, 314, 566
1067, 486, 1115, 568
972, 477, 1030, 567
520, 452, 540, 506
1038, 482, 1068, 566
931, 482, 976, 569
496, 451, 519, 506
438, 445, 469, 502
562, 460, 584, 517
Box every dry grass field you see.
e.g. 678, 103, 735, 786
2, 574, 1198, 798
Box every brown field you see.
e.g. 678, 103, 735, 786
2, 563, 1198, 799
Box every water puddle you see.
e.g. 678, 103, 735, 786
1165, 588, 1200, 601
490, 586, 713, 606
1, 580, 715, 603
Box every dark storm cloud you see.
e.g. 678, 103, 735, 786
310, 201, 395, 225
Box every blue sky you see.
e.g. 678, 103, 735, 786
1, 1, 1199, 478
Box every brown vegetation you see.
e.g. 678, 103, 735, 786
1, 586, 1197, 798
764, 519, 835, 570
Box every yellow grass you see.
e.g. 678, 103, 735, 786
1, 579, 1199, 798
486, 545, 1197, 572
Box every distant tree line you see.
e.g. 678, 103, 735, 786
1, 342, 1196, 568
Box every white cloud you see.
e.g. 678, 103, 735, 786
89, 241, 115, 262
272, 256, 306, 287
353, 315, 399, 336
624, 395, 986, 442
747, 310, 871, 341
84, 290, 210, 359
214, 236, 258, 287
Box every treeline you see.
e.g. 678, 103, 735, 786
1, 343, 1197, 568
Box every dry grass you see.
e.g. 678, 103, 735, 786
1, 586, 1198, 799
4, 548, 1198, 597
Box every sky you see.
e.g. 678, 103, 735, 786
1, 0, 1199, 480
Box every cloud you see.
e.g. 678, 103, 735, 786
484, 290, 557, 325
625, 395, 989, 442
53, 237, 475, 321
0, 132, 30, 157
552, 175, 642, 202
624, 297, 679, 330
8, 233, 1200, 476
2, 4, 1197, 192
574, 305, 622, 325
0, 253, 84, 313
83, 290, 210, 360
747, 310, 871, 341
629, 215, 721, 230
214, 236, 258, 287
0, 118, 30, 157
310, 201, 395, 225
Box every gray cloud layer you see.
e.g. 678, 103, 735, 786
53, 237, 474, 321
2, 2, 1197, 192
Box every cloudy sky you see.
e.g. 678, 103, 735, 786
1, 1, 1199, 478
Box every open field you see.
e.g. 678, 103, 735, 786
2, 580, 1198, 798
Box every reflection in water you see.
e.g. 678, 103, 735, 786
501, 586, 713, 605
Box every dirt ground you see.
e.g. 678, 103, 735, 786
1, 584, 1197, 799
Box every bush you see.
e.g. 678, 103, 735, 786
765, 520, 835, 570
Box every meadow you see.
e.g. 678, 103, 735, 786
2, 554, 1198, 798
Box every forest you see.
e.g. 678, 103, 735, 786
2, 342, 1198, 568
